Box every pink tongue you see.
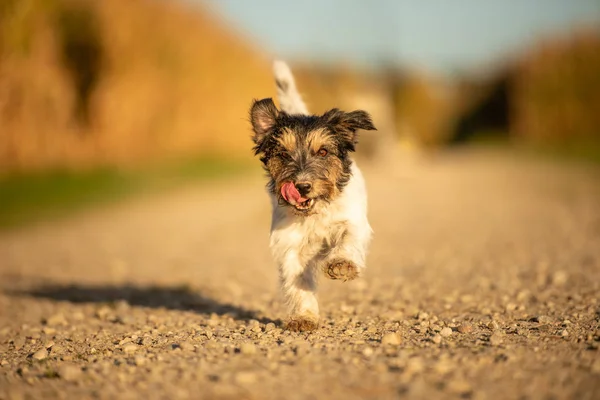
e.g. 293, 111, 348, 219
281, 182, 308, 204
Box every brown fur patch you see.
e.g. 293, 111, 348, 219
285, 318, 318, 332
276, 128, 297, 152
306, 129, 335, 154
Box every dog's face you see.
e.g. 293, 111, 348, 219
250, 98, 376, 215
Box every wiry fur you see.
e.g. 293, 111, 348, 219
250, 61, 376, 331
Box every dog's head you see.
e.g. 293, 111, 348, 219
250, 98, 376, 215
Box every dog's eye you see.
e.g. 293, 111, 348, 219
279, 151, 291, 160
318, 148, 328, 157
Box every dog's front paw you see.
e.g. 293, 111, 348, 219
325, 259, 359, 281
285, 318, 318, 332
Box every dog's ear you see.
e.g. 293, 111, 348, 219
323, 109, 376, 151
250, 98, 279, 153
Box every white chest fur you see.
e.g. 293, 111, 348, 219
269, 162, 372, 267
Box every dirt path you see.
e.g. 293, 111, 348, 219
1, 149, 599, 400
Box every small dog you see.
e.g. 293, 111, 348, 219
249, 61, 376, 331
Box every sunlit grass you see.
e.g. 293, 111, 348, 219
0, 156, 255, 230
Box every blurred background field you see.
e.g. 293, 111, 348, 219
1, 0, 599, 228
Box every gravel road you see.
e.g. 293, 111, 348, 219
1, 149, 599, 400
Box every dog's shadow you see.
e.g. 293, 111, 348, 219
12, 283, 278, 325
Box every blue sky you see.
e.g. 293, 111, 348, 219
193, 0, 600, 75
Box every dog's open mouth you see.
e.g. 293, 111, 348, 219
280, 182, 315, 212
293, 198, 314, 211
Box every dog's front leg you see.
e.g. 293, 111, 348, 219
323, 224, 370, 282
278, 253, 319, 332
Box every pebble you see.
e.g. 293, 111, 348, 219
133, 355, 146, 366
59, 364, 82, 382
180, 342, 195, 352
122, 344, 138, 354
447, 378, 473, 395
95, 307, 112, 320
550, 271, 568, 286
490, 333, 503, 346
31, 349, 48, 360
440, 327, 453, 337
381, 332, 402, 346
458, 323, 473, 334
234, 371, 257, 384
362, 347, 374, 357
239, 343, 257, 355
44, 313, 67, 326
432, 334, 442, 344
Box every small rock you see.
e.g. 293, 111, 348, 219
58, 364, 82, 382
381, 332, 402, 346
448, 378, 472, 395
488, 320, 500, 330
31, 349, 48, 361
529, 315, 552, 324
440, 327, 453, 337
264, 323, 276, 332
42, 327, 56, 335
432, 334, 442, 344
457, 323, 473, 334
239, 343, 257, 355
550, 271, 568, 286
72, 312, 85, 321
180, 342, 195, 352
561, 329, 569, 337
44, 313, 67, 326
362, 347, 374, 357
505, 303, 517, 312
234, 371, 257, 384
122, 344, 138, 354
366, 326, 378, 334
133, 355, 146, 366
405, 357, 424, 374
490, 333, 503, 346
417, 312, 429, 320
95, 306, 112, 320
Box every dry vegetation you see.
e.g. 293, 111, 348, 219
0, 0, 598, 175
0, 0, 274, 173
512, 28, 600, 146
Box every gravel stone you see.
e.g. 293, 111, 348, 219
490, 333, 504, 346
58, 364, 82, 382
440, 327, 453, 337
381, 332, 402, 346
1, 151, 598, 400
122, 344, 138, 354
31, 349, 48, 361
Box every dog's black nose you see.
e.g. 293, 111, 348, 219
295, 182, 312, 196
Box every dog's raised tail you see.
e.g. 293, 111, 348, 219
273, 60, 309, 115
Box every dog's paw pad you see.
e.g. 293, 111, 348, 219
325, 259, 359, 281
285, 318, 318, 332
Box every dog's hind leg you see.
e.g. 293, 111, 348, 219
273, 60, 309, 115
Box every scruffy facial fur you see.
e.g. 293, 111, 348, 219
251, 61, 376, 332
250, 98, 375, 215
